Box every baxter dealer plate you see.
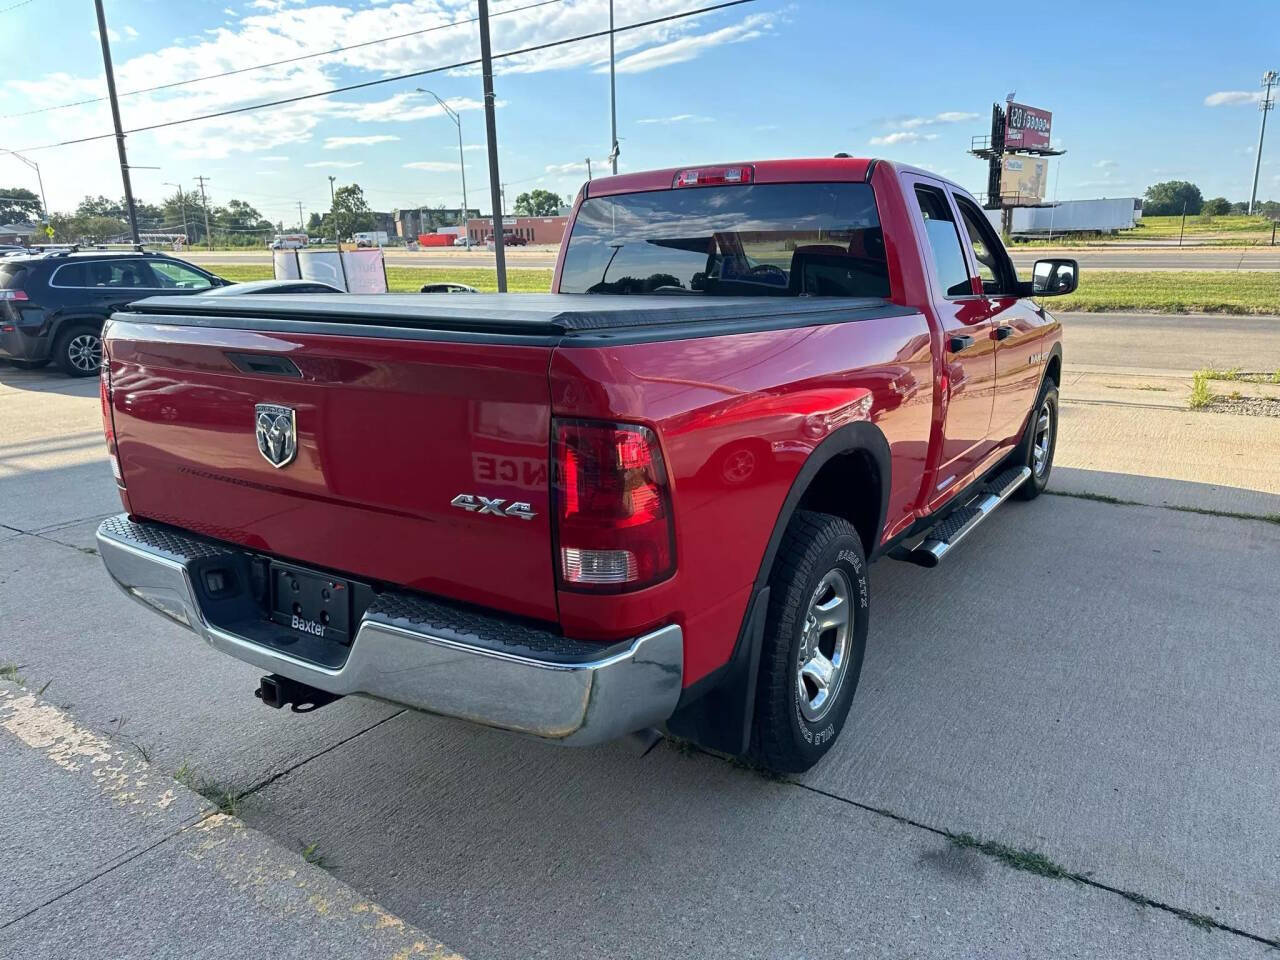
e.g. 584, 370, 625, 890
268, 561, 352, 645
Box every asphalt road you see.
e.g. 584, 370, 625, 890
181, 245, 1280, 272
2, 312, 1279, 958
1058, 311, 1280, 372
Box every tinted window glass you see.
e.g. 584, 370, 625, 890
914, 186, 971, 297
53, 259, 154, 288
955, 197, 1010, 294
149, 260, 212, 290
560, 182, 889, 298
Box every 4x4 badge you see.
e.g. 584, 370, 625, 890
255, 404, 297, 468
450, 494, 536, 520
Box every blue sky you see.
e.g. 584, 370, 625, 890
2, 0, 1278, 226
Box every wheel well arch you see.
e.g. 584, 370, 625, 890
751, 421, 892, 594
1045, 345, 1062, 387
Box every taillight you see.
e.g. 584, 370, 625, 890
553, 419, 676, 592
100, 362, 123, 485
0, 289, 28, 301
673, 165, 754, 188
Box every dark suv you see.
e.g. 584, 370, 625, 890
0, 250, 227, 377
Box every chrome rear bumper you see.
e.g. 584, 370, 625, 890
96, 515, 683, 745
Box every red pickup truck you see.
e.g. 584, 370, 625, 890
97, 158, 1075, 772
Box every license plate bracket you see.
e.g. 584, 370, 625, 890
268, 561, 352, 646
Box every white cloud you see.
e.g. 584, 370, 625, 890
870, 131, 939, 146
403, 161, 460, 172
1094, 159, 1117, 168
323, 134, 400, 149
1205, 90, 1262, 107
608, 14, 774, 75
544, 159, 611, 175
303, 160, 363, 168
899, 111, 979, 128
259, 155, 289, 162
635, 114, 713, 125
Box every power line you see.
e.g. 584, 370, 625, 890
15, 0, 758, 154
1, 0, 566, 120
0, 0, 38, 13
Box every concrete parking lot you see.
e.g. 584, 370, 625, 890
2, 313, 1278, 958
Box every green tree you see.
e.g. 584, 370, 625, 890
1201, 197, 1230, 216
1142, 181, 1203, 217
48, 212, 128, 243
0, 186, 42, 223
76, 195, 127, 219
513, 189, 564, 217
330, 183, 375, 237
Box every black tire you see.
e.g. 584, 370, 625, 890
53, 324, 103, 378
751, 510, 869, 774
1011, 381, 1059, 500
9, 357, 50, 370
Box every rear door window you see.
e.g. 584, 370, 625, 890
52, 259, 156, 288
913, 185, 972, 298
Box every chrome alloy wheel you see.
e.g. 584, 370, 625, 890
796, 569, 853, 723
1031, 397, 1054, 478
67, 333, 102, 373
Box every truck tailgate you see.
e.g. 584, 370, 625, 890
106, 318, 559, 622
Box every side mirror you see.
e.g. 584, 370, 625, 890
1028, 258, 1078, 297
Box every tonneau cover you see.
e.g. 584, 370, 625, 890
122, 292, 906, 336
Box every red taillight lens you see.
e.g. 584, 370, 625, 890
553, 419, 676, 592
0, 289, 28, 301
673, 165, 754, 188
100, 362, 123, 485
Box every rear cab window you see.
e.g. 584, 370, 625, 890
559, 182, 890, 298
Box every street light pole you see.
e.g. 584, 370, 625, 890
0, 149, 47, 225
1248, 70, 1277, 216
163, 181, 189, 245
608, 0, 619, 175
328, 175, 339, 244
417, 88, 471, 249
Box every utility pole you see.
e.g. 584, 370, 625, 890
297, 201, 305, 233
1248, 70, 1277, 216
194, 175, 212, 250
500, 182, 507, 217
608, 0, 619, 175
164, 181, 188, 245
95, 0, 139, 244
477, 0, 507, 291
585, 157, 593, 181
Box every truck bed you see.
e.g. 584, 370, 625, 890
122, 292, 910, 338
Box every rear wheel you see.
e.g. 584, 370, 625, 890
751, 510, 869, 774
1012, 381, 1059, 500
54, 325, 103, 377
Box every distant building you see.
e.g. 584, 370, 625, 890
466, 216, 569, 246
0, 222, 36, 244
393, 207, 483, 240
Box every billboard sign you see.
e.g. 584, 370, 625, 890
1000, 155, 1049, 205
1005, 101, 1052, 151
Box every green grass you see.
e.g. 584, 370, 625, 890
947, 832, 1075, 880
1197, 366, 1280, 384
1054, 270, 1280, 314
1120, 214, 1275, 239
1047, 489, 1280, 526
212, 263, 553, 293
214, 264, 1280, 315
0, 663, 24, 685
1189, 372, 1213, 408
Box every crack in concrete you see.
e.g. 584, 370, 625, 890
786, 777, 1280, 949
